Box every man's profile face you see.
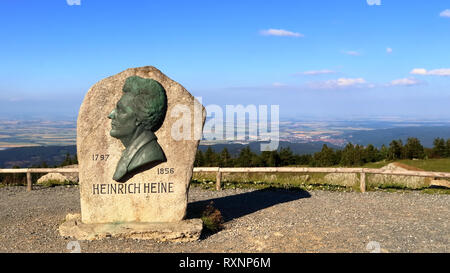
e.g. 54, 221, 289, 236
108, 93, 138, 139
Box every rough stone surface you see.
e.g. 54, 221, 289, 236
59, 213, 203, 242
62, 164, 79, 183
37, 165, 79, 185
368, 163, 431, 189
77, 66, 205, 224
322, 162, 438, 189
430, 179, 450, 188
37, 173, 69, 185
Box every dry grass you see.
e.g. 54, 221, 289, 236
391, 162, 424, 171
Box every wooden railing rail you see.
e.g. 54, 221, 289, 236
0, 168, 78, 192
193, 167, 450, 192
1, 167, 449, 192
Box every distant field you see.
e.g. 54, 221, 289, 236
396, 159, 450, 172
0, 119, 76, 149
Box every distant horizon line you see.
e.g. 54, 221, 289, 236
1, 114, 450, 123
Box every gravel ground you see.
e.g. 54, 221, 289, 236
0, 185, 448, 253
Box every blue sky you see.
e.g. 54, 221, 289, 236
0, 0, 449, 120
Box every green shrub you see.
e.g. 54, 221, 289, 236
201, 201, 224, 232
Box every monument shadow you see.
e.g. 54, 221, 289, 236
186, 187, 311, 223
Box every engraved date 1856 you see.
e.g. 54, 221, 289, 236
157, 168, 174, 174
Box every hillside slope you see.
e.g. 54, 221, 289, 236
0, 145, 76, 168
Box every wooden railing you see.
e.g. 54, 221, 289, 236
0, 168, 78, 192
193, 167, 450, 192
1, 167, 449, 192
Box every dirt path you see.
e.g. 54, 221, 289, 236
0, 185, 448, 253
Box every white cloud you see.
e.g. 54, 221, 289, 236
260, 29, 304, 37
410, 68, 450, 76
386, 47, 393, 54
440, 9, 450, 18
343, 50, 361, 56
297, 69, 336, 76
410, 68, 427, 75
310, 78, 368, 89
335, 78, 366, 86
66, 0, 81, 5
428, 69, 450, 76
367, 0, 381, 6
388, 77, 423, 86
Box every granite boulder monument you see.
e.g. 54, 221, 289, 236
59, 66, 205, 241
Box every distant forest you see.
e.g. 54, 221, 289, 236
1, 137, 450, 169
2, 137, 450, 185
0, 152, 78, 186
0, 145, 77, 168
195, 138, 450, 167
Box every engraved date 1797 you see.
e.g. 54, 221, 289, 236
92, 154, 110, 161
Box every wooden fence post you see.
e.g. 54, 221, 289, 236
26, 171, 32, 192
216, 169, 222, 191
360, 172, 366, 193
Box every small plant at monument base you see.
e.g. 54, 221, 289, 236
201, 201, 224, 232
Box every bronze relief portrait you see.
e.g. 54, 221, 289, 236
108, 76, 168, 182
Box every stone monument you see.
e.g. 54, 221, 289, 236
59, 66, 205, 241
